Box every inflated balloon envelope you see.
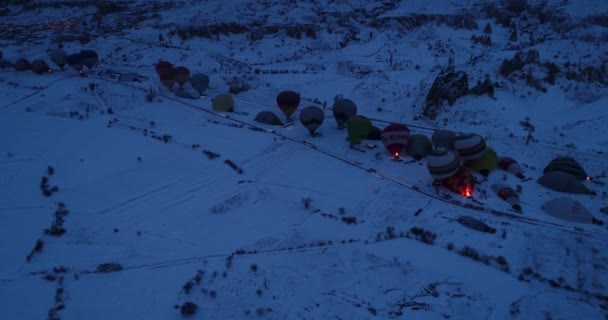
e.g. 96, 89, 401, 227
381, 123, 410, 158
491, 183, 521, 211
442, 166, 475, 198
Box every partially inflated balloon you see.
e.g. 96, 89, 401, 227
299, 106, 325, 135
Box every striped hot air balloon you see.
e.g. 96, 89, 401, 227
427, 148, 461, 182
454, 133, 486, 163
31, 60, 51, 75
543, 156, 588, 180
381, 123, 410, 158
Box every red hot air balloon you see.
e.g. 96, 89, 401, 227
381, 123, 410, 158
159, 68, 176, 89
276, 90, 300, 119
173, 66, 190, 89
155, 60, 173, 75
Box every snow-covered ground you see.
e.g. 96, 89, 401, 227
1, 1, 607, 319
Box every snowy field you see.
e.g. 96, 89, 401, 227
1, 1, 607, 319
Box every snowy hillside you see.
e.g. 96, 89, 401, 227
1, 1, 607, 319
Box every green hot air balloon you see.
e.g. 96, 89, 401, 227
346, 115, 371, 146
466, 146, 498, 177
299, 106, 325, 135
212, 93, 234, 112
406, 134, 433, 160
332, 98, 357, 129
276, 90, 300, 119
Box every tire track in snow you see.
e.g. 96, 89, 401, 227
95, 179, 181, 215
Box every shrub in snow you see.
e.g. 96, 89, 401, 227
301, 196, 312, 209
203, 150, 220, 159
409, 227, 436, 245
25, 239, 44, 262
96, 263, 123, 273
180, 302, 197, 316
224, 159, 244, 174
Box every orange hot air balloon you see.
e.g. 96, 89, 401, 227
442, 166, 475, 198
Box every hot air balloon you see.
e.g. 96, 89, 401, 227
406, 134, 433, 160
276, 90, 300, 119
538, 171, 595, 195
159, 68, 176, 89
454, 133, 486, 163
255, 111, 284, 126
466, 147, 498, 177
432, 129, 457, 150
49, 48, 67, 69
541, 197, 595, 223
381, 123, 410, 158
173, 66, 190, 89
367, 126, 382, 140
543, 156, 588, 180
31, 60, 51, 75
299, 106, 324, 135
346, 115, 371, 146
212, 93, 234, 112
427, 148, 461, 182
491, 183, 521, 211
155, 60, 173, 75
80, 49, 99, 70
332, 98, 357, 129
14, 58, 32, 71
66, 53, 83, 74
442, 166, 475, 198
498, 156, 525, 179
190, 73, 210, 96
175, 88, 198, 99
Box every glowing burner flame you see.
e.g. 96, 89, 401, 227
586, 176, 592, 181
394, 152, 399, 158
462, 187, 473, 198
